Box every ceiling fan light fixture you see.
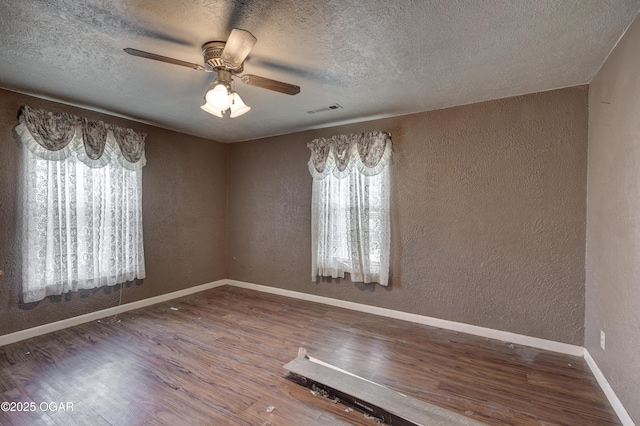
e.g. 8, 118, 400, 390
229, 92, 250, 118
124, 28, 301, 121
206, 82, 231, 111
200, 103, 224, 118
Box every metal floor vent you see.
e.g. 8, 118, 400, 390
305, 104, 343, 114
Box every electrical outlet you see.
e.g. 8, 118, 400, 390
600, 330, 606, 350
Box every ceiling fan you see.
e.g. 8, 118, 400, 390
124, 29, 300, 118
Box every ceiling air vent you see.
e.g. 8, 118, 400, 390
305, 104, 343, 115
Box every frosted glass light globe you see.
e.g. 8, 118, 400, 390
205, 84, 230, 111
229, 92, 250, 118
200, 103, 223, 117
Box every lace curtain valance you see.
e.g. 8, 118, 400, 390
15, 105, 147, 171
307, 130, 392, 179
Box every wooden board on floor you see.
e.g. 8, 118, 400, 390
284, 355, 488, 426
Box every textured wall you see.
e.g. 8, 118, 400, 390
0, 89, 228, 336
228, 87, 588, 345
586, 16, 640, 423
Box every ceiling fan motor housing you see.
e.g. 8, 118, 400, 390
202, 41, 242, 73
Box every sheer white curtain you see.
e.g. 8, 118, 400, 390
16, 106, 146, 303
308, 131, 392, 286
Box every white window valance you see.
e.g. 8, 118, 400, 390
307, 130, 392, 179
15, 105, 146, 171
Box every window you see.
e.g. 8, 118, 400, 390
17, 106, 146, 303
308, 131, 392, 285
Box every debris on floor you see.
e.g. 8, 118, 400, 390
266, 405, 275, 413
97, 319, 121, 324
311, 384, 330, 398
170, 307, 179, 311
364, 413, 383, 423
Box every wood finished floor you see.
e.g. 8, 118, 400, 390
0, 286, 620, 425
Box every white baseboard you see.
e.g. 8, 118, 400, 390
222, 279, 584, 357
1, 278, 584, 357
0, 280, 226, 347
584, 349, 635, 426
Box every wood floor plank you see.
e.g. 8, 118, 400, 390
0, 286, 621, 425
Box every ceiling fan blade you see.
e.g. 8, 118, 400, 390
221, 29, 257, 70
123, 48, 207, 71
240, 74, 300, 95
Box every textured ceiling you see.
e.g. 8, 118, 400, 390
0, 1, 639, 142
